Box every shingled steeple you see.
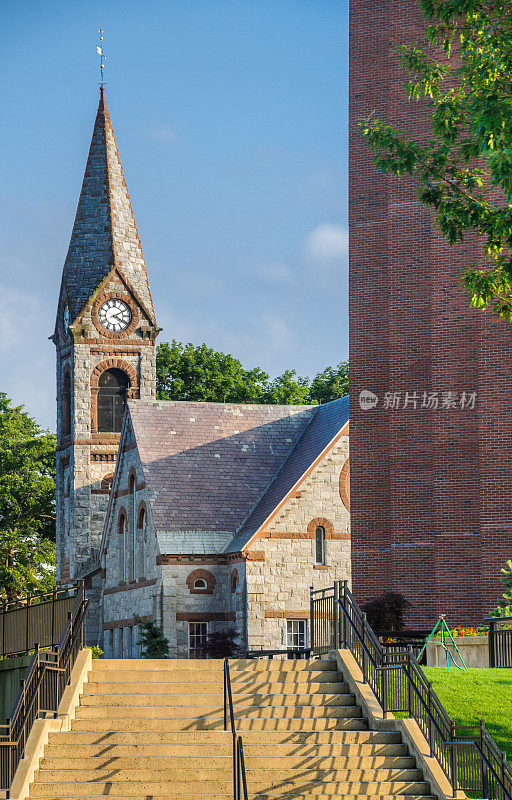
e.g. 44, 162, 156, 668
58, 87, 155, 326
53, 87, 158, 593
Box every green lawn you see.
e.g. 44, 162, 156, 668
423, 667, 512, 763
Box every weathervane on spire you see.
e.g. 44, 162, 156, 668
97, 29, 106, 86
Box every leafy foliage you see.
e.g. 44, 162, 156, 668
360, 1, 512, 320
491, 559, 512, 617
309, 362, 349, 405
0, 394, 56, 601
361, 592, 412, 632
156, 341, 348, 405
194, 627, 245, 659
134, 614, 170, 658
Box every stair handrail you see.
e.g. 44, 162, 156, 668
223, 658, 249, 800
0, 582, 88, 795
310, 580, 512, 800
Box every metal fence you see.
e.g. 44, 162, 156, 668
0, 583, 88, 793
0, 587, 80, 658
310, 581, 512, 800
487, 617, 512, 668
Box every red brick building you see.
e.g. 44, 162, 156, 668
349, 0, 512, 625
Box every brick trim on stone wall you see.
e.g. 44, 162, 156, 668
186, 568, 216, 594
91, 472, 114, 495
263, 530, 350, 541
90, 358, 139, 434
137, 500, 147, 527
103, 577, 157, 595
156, 552, 264, 565
103, 614, 152, 630
118, 507, 127, 534
339, 458, 350, 511
306, 517, 334, 538
176, 612, 236, 622
264, 610, 310, 619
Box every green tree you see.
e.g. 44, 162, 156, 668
156, 341, 349, 405
134, 615, 170, 658
156, 341, 269, 403
308, 362, 349, 405
491, 559, 512, 617
360, 1, 512, 320
0, 394, 56, 601
264, 370, 310, 405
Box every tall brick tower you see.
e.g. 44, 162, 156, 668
52, 88, 159, 585
349, 0, 512, 625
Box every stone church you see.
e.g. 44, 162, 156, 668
52, 88, 351, 658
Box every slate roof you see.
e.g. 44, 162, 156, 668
58, 88, 155, 325
128, 397, 349, 555
224, 396, 349, 552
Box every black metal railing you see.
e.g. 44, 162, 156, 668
310, 580, 512, 800
487, 617, 512, 668
0, 586, 81, 659
224, 658, 249, 800
0, 583, 88, 795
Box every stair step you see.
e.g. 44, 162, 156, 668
44, 742, 409, 758
78, 692, 355, 707
36, 767, 424, 782
81, 681, 350, 695
75, 704, 361, 719
40, 755, 416, 770
28, 796, 437, 800
48, 729, 400, 745
87, 670, 342, 683
70, 716, 369, 731
29, 780, 431, 797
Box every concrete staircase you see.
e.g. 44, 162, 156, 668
27, 657, 436, 799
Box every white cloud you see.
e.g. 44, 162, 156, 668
254, 262, 294, 285
303, 223, 348, 263
146, 124, 176, 144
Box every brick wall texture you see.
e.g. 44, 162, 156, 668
349, 0, 512, 625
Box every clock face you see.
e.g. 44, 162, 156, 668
98, 299, 132, 333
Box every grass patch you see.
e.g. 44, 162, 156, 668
423, 667, 512, 763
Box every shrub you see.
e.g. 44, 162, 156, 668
491, 559, 512, 618
134, 615, 169, 658
361, 592, 411, 632
194, 628, 244, 659
86, 645, 104, 658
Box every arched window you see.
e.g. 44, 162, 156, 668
127, 475, 136, 581
137, 506, 147, 580
97, 369, 129, 433
315, 526, 326, 565
118, 511, 127, 582
194, 578, 207, 589
62, 370, 71, 436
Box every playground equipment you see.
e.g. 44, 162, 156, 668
418, 615, 468, 670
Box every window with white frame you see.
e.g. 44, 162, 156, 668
315, 526, 326, 565
189, 621, 208, 658
287, 619, 307, 649
194, 578, 207, 589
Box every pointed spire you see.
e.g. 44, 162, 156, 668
61, 88, 155, 324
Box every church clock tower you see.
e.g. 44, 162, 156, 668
52, 88, 159, 585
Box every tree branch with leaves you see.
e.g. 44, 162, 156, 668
360, 1, 512, 320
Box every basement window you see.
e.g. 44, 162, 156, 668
194, 578, 207, 589
287, 619, 307, 650
189, 622, 208, 658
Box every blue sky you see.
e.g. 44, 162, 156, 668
0, 0, 348, 430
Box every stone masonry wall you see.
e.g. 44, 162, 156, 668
100, 423, 160, 656
246, 436, 350, 650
